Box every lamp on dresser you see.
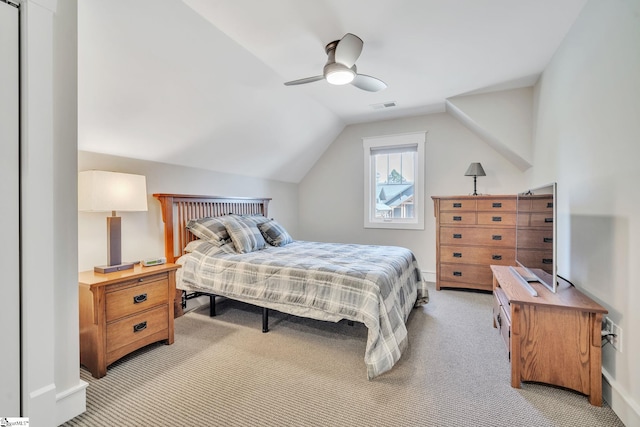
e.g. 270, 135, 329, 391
78, 170, 148, 273
464, 162, 486, 196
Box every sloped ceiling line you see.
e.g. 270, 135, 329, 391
445, 99, 533, 172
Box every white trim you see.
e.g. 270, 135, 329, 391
56, 381, 88, 426
363, 131, 426, 230
602, 368, 640, 427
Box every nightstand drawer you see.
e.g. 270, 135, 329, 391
106, 305, 168, 354
106, 276, 169, 321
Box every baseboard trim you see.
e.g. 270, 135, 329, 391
56, 380, 88, 426
421, 270, 436, 284
602, 368, 640, 427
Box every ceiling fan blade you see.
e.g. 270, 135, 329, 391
351, 74, 387, 92
334, 33, 363, 67
284, 75, 325, 86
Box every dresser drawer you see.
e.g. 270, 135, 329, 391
440, 264, 494, 285
439, 212, 476, 225
106, 275, 169, 321
441, 227, 515, 247
514, 249, 554, 272
516, 229, 553, 250
439, 199, 476, 211
477, 212, 516, 226
106, 305, 169, 354
530, 212, 554, 227
531, 197, 554, 211
477, 199, 516, 211
441, 245, 515, 265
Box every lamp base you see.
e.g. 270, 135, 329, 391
94, 262, 136, 274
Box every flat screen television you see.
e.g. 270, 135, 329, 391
512, 182, 557, 294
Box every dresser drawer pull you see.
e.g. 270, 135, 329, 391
492, 255, 502, 260
492, 235, 502, 240
453, 216, 462, 221
492, 216, 502, 222
543, 237, 553, 243
133, 321, 147, 333
545, 217, 553, 223
133, 293, 148, 304
547, 202, 553, 208
453, 233, 462, 239
453, 203, 462, 208
453, 252, 462, 258
453, 271, 462, 277
492, 202, 502, 208
542, 258, 553, 264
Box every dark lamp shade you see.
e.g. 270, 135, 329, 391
464, 162, 486, 177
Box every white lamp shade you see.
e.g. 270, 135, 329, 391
78, 170, 148, 212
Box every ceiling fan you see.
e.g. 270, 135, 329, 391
284, 33, 387, 92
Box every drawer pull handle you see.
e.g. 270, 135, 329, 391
542, 258, 553, 264
133, 293, 148, 304
545, 217, 553, 223
492, 235, 502, 240
453, 252, 462, 258
453, 271, 462, 277
133, 321, 147, 333
453, 203, 462, 208
492, 216, 502, 222
492, 255, 502, 260
543, 237, 553, 243
547, 202, 553, 208
453, 233, 462, 239
453, 216, 462, 221
492, 202, 502, 208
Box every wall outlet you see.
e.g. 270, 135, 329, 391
603, 316, 623, 352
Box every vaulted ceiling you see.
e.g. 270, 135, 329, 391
78, 0, 587, 183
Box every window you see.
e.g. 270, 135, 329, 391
363, 131, 426, 229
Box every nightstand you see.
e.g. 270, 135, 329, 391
79, 263, 180, 378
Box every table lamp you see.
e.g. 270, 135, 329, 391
78, 170, 148, 273
464, 162, 486, 196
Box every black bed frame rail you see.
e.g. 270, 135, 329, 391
182, 290, 270, 333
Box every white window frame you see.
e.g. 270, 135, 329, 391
363, 131, 426, 230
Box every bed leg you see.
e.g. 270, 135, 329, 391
209, 295, 216, 317
262, 307, 269, 333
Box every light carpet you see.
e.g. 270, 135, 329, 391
63, 283, 624, 426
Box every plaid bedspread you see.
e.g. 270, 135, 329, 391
177, 240, 429, 379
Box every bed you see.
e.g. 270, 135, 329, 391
154, 193, 428, 379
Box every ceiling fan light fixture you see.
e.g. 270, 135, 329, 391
324, 63, 355, 85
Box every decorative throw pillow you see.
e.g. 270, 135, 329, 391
229, 213, 269, 226
186, 216, 229, 245
258, 219, 293, 247
223, 215, 267, 254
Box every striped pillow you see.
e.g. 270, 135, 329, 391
223, 215, 267, 254
258, 219, 293, 247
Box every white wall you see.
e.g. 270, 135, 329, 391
78, 151, 299, 272
298, 112, 526, 278
532, 0, 640, 425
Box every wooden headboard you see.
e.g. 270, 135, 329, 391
153, 193, 271, 263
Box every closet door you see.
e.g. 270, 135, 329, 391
0, 0, 20, 416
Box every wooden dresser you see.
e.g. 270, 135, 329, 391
432, 195, 517, 291
491, 265, 607, 405
79, 263, 179, 378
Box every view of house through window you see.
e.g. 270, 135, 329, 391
363, 131, 426, 230
373, 146, 416, 219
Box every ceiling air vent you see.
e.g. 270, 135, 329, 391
370, 101, 397, 110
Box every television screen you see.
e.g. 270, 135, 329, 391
514, 182, 557, 293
